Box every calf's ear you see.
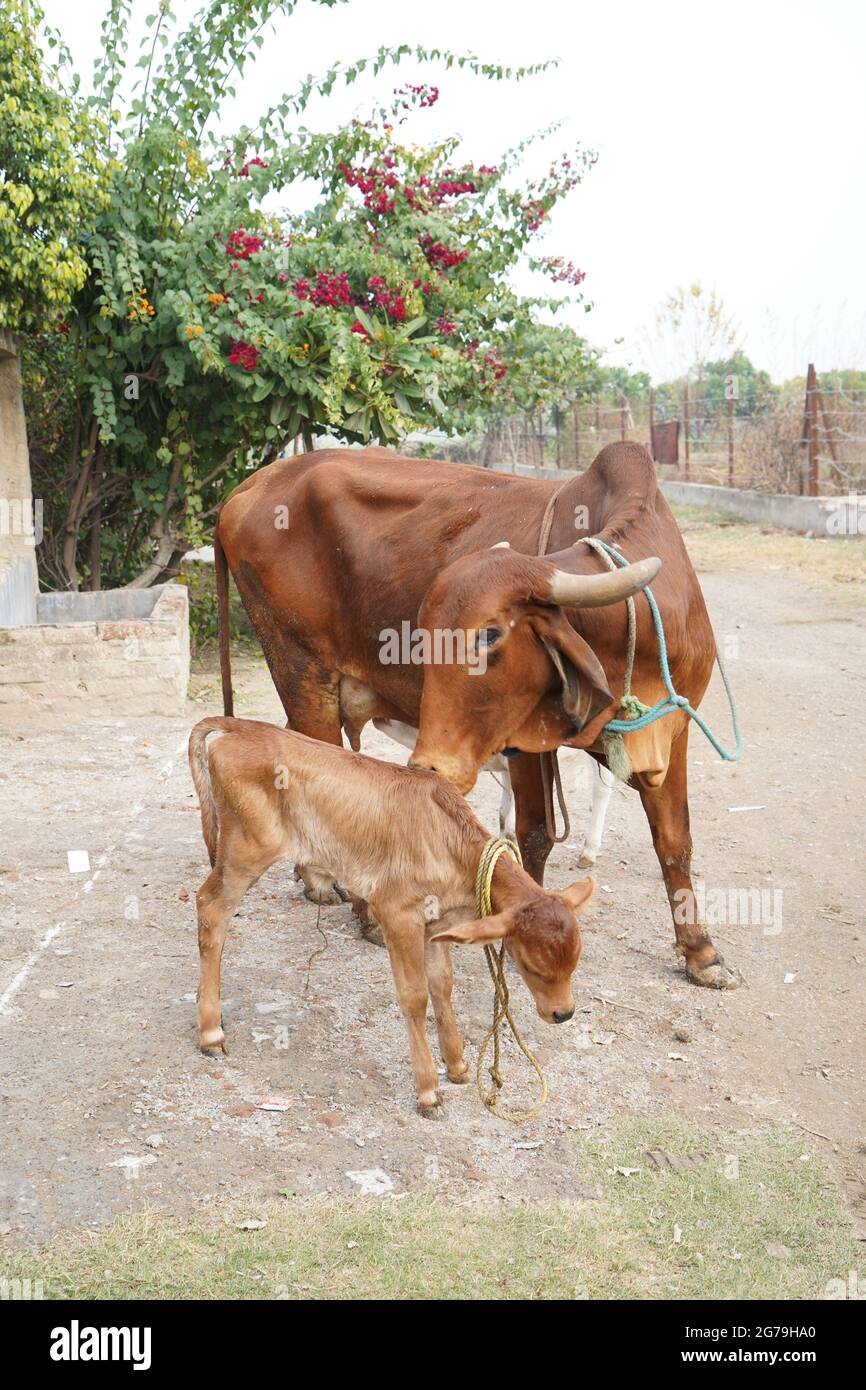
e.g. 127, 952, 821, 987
430, 911, 511, 945
559, 876, 595, 913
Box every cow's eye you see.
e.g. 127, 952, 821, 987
477, 626, 502, 649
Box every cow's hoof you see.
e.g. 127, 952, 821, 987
417, 1091, 444, 1117
578, 850, 597, 869
447, 1061, 469, 1084
686, 953, 739, 989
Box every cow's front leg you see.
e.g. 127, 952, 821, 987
424, 938, 468, 1084
637, 732, 738, 989
579, 759, 615, 867
510, 752, 553, 885
376, 906, 442, 1113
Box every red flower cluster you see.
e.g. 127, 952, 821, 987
541, 256, 586, 287
350, 320, 369, 337
225, 227, 264, 260
367, 276, 406, 319
293, 272, 354, 308
522, 199, 548, 232
464, 340, 506, 383
419, 235, 468, 270
435, 316, 457, 335
227, 339, 259, 372
239, 156, 268, 177
482, 351, 507, 382
337, 161, 398, 215
394, 83, 439, 110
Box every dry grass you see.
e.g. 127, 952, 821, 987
1, 1119, 857, 1301
671, 505, 866, 607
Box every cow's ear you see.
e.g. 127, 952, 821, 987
529, 609, 614, 729
430, 911, 512, 945
559, 876, 595, 914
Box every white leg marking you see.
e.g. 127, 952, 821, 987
579, 759, 615, 867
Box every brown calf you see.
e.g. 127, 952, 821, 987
188, 716, 594, 1113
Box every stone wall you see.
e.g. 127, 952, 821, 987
0, 584, 190, 726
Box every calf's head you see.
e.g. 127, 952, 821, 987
431, 876, 594, 1022
409, 546, 660, 792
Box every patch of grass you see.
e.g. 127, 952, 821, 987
574, 1115, 856, 1300
670, 505, 866, 606
1, 1119, 857, 1300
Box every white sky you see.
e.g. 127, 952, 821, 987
40, 0, 866, 381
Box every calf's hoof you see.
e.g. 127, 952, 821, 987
200, 1026, 227, 1055
353, 898, 386, 947
304, 882, 347, 906
447, 1060, 469, 1084
578, 850, 597, 869
685, 952, 739, 990
416, 1089, 444, 1116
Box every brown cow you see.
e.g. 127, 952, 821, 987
188, 716, 594, 1112
215, 441, 735, 989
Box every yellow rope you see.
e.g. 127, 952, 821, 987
474, 837, 549, 1123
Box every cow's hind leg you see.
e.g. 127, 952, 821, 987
196, 845, 276, 1052
424, 938, 468, 1084
637, 732, 738, 989
234, 605, 347, 904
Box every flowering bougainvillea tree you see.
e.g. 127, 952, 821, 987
15, 0, 597, 588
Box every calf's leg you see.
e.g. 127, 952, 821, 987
637, 732, 738, 989
424, 938, 468, 1084
196, 847, 274, 1052
376, 907, 441, 1113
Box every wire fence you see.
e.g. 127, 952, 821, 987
438, 367, 866, 496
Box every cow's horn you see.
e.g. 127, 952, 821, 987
491, 540, 511, 549
547, 555, 662, 607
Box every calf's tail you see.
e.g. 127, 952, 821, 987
188, 716, 239, 867
214, 522, 234, 717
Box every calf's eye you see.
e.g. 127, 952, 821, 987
477, 626, 502, 648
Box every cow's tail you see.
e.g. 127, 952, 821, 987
188, 717, 238, 867
214, 521, 234, 717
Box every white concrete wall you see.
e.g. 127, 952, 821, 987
511, 462, 864, 537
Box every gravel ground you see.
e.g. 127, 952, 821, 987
1, 561, 864, 1242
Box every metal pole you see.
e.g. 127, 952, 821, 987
683, 382, 690, 479
727, 392, 734, 486
806, 363, 819, 496
573, 401, 580, 470
620, 392, 627, 442
648, 386, 655, 459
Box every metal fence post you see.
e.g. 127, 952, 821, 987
683, 382, 690, 479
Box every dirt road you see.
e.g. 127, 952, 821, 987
1, 556, 864, 1242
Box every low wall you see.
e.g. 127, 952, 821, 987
0, 583, 190, 726
511, 463, 864, 536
